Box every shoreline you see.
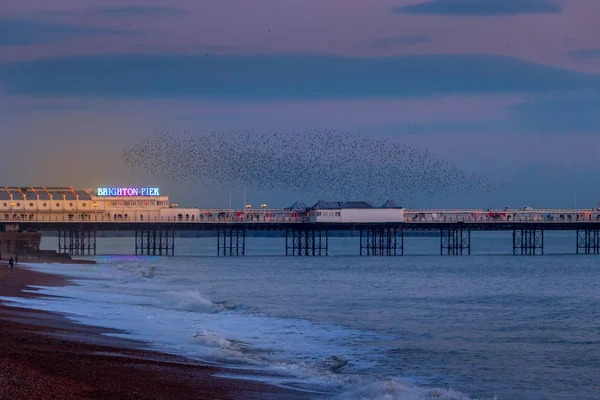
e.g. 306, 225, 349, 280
0, 263, 322, 399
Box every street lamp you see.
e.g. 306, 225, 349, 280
261, 204, 267, 221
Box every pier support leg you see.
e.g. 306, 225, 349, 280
576, 229, 600, 254
286, 228, 328, 256
135, 227, 175, 256
440, 227, 471, 255
217, 227, 246, 256
58, 225, 97, 256
359, 227, 403, 256
512, 228, 543, 255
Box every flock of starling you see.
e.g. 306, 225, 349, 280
122, 129, 504, 203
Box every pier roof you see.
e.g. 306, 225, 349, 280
286, 201, 308, 211
0, 187, 92, 200
381, 200, 401, 208
310, 201, 373, 209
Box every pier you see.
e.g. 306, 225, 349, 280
2, 209, 600, 257
1, 186, 599, 257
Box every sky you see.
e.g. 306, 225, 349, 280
1, 0, 599, 209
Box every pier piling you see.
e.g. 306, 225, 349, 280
286, 228, 328, 256
359, 226, 403, 256
512, 228, 543, 255
58, 225, 96, 256
217, 227, 245, 256
440, 227, 470, 255
576, 229, 600, 254
135, 227, 175, 256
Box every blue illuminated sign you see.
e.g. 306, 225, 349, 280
96, 187, 160, 197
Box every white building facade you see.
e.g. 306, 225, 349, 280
0, 186, 172, 222
308, 201, 405, 223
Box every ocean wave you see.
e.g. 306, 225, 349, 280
316, 355, 350, 372
137, 265, 156, 279
336, 379, 497, 400
192, 329, 249, 352
111, 263, 157, 282
164, 289, 233, 313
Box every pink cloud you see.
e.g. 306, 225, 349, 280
1, 0, 599, 72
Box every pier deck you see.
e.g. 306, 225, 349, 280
2, 209, 600, 257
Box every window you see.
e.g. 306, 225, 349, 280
42, 203, 47, 207
82, 203, 86, 207
335, 212, 341, 216
29, 203, 34, 207
69, 203, 73, 207
3, 203, 6, 207
144, 201, 150, 206
16, 202, 20, 206
56, 203, 60, 207
317, 211, 321, 216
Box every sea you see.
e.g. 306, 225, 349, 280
2, 231, 599, 400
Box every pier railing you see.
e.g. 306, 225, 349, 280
1, 210, 600, 224
0, 213, 305, 223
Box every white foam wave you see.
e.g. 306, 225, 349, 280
192, 329, 248, 352
336, 379, 497, 400
164, 289, 228, 313
137, 265, 156, 279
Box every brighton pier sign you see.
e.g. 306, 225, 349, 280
97, 187, 160, 197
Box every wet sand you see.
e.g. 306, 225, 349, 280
0, 263, 315, 399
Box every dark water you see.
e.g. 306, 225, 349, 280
34, 231, 600, 399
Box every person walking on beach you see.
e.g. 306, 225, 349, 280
8, 256, 14, 269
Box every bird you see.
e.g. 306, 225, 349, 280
121, 128, 505, 205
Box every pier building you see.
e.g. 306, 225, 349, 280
308, 200, 404, 223
0, 186, 171, 222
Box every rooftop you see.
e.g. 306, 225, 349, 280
310, 200, 403, 209
0, 187, 92, 200
310, 200, 373, 209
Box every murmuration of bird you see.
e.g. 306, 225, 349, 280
122, 129, 505, 204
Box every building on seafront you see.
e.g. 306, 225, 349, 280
0, 186, 297, 223
0, 186, 177, 222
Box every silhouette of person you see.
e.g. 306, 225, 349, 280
9, 256, 14, 269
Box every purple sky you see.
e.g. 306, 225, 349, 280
1, 0, 599, 208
